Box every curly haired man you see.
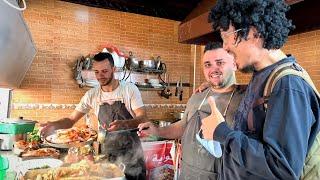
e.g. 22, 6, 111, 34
200, 0, 320, 179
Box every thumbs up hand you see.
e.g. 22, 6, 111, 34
200, 96, 225, 140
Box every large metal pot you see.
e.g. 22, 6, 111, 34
139, 60, 158, 69
173, 111, 184, 120
126, 51, 139, 69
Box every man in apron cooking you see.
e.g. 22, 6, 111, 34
138, 42, 246, 179
41, 52, 147, 180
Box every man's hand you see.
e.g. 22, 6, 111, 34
108, 120, 129, 131
137, 122, 159, 136
39, 119, 73, 138
200, 96, 225, 140
193, 82, 210, 94
39, 121, 57, 137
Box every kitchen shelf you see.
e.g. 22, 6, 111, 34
166, 83, 192, 87
138, 87, 165, 91
115, 67, 125, 72
128, 67, 166, 74
136, 83, 192, 91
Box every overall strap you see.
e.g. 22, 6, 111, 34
198, 89, 212, 110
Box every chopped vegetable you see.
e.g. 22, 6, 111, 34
27, 127, 41, 142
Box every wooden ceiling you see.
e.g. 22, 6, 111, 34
61, 0, 319, 45
61, 0, 202, 21
178, 0, 320, 45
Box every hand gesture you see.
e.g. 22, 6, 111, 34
39, 121, 57, 137
200, 96, 225, 140
193, 82, 210, 94
108, 120, 128, 131
137, 122, 159, 136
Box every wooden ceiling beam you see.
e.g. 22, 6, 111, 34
178, 0, 309, 45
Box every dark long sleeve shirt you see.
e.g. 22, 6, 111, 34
214, 56, 320, 180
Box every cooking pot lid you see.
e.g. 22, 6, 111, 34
0, 118, 36, 124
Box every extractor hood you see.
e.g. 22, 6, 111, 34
178, 0, 319, 45
0, 0, 36, 88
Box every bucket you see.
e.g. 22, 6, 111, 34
0, 155, 9, 179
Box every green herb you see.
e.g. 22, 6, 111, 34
27, 127, 41, 142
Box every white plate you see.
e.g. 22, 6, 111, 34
15, 158, 63, 175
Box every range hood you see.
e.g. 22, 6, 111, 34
0, 0, 36, 88
178, 0, 319, 45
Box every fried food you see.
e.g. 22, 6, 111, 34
47, 126, 97, 144
21, 148, 60, 158
15, 140, 40, 151
24, 160, 124, 180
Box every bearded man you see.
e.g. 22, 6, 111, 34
138, 42, 246, 179
42, 52, 147, 180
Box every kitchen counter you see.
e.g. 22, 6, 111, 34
1, 149, 69, 180
1, 140, 179, 180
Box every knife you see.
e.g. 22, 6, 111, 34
179, 76, 183, 101
175, 80, 179, 96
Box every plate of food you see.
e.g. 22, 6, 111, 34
14, 140, 40, 155
44, 126, 97, 148
20, 147, 60, 159
16, 158, 63, 176
22, 160, 126, 180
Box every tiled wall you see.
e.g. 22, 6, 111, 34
10, 0, 200, 123
9, 1, 320, 125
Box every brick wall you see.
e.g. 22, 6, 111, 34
9, 1, 320, 124
282, 30, 320, 89
10, 0, 198, 123
198, 30, 320, 88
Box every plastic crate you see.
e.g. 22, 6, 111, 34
0, 122, 35, 134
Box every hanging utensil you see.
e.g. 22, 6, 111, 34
126, 51, 139, 70
175, 80, 179, 96
159, 73, 172, 99
178, 76, 183, 101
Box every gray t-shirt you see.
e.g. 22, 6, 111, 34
182, 85, 246, 128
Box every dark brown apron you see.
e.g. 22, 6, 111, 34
179, 89, 235, 180
180, 111, 221, 180
98, 100, 146, 180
